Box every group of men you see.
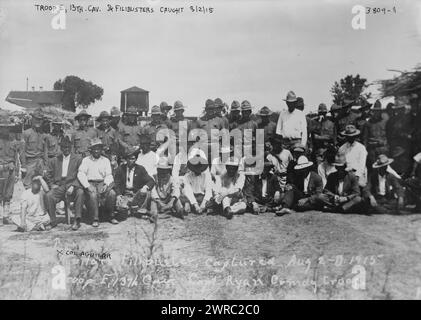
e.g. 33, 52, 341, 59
1, 90, 420, 232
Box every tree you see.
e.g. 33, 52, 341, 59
54, 76, 104, 112
330, 74, 371, 106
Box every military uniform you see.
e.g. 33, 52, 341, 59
0, 135, 19, 205
21, 127, 47, 188
72, 127, 98, 157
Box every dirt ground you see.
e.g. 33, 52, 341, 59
1, 181, 421, 300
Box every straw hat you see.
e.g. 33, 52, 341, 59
157, 156, 172, 170
257, 106, 273, 116
124, 146, 140, 159
110, 106, 121, 117
341, 125, 360, 137
89, 138, 104, 149
241, 100, 252, 111
160, 101, 172, 112
294, 156, 313, 170
372, 154, 394, 169
31, 108, 44, 119
283, 91, 297, 102
150, 105, 162, 115
231, 100, 241, 111
225, 157, 240, 167
173, 101, 185, 111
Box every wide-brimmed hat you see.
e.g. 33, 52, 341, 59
231, 100, 241, 111
318, 103, 328, 113
283, 91, 297, 102
160, 101, 172, 111
372, 154, 394, 169
214, 98, 224, 108
292, 143, 306, 153
89, 138, 104, 149
341, 125, 360, 137
173, 100, 185, 111
31, 108, 44, 119
187, 151, 209, 173
150, 105, 162, 115
330, 103, 342, 112
75, 110, 92, 121
294, 156, 313, 170
97, 111, 112, 121
257, 106, 272, 116
225, 157, 240, 167
241, 100, 252, 111
52, 117, 64, 125
110, 106, 121, 117
124, 106, 138, 116
157, 156, 172, 170
205, 99, 216, 111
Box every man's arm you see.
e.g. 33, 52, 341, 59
301, 113, 308, 147
77, 158, 90, 189
103, 158, 114, 186
275, 112, 283, 136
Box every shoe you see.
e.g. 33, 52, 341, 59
110, 218, 119, 225
275, 208, 292, 216
224, 207, 233, 220
72, 220, 81, 231
92, 221, 99, 228
184, 203, 191, 214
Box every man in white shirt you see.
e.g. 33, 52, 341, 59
136, 135, 159, 178
338, 125, 368, 187
45, 137, 84, 228
276, 91, 308, 150
77, 138, 117, 229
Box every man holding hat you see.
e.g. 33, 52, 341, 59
338, 125, 368, 187
322, 154, 363, 213
77, 138, 118, 228
118, 106, 142, 148
114, 146, 155, 216
45, 136, 84, 228
72, 110, 99, 157
181, 150, 213, 215
227, 100, 242, 130
213, 157, 246, 219
150, 157, 184, 219
276, 91, 307, 150
0, 116, 19, 223
363, 154, 405, 215
276, 155, 324, 215
21, 108, 48, 189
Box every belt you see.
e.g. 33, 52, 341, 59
88, 180, 104, 183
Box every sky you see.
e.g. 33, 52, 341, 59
0, 0, 420, 116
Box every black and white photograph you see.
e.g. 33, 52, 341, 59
0, 0, 421, 305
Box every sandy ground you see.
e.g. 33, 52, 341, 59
1, 181, 421, 300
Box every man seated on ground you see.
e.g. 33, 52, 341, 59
150, 157, 184, 219
136, 135, 159, 178
266, 134, 293, 192
276, 156, 324, 216
114, 146, 155, 217
322, 154, 363, 213
181, 151, 213, 215
363, 154, 405, 215
45, 137, 84, 229
404, 152, 421, 212
77, 138, 118, 228
213, 158, 247, 219
12, 176, 50, 232
317, 146, 337, 188
244, 160, 282, 215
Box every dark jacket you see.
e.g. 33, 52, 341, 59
46, 153, 82, 188
243, 174, 280, 204
363, 171, 404, 200
293, 171, 323, 202
324, 171, 360, 199
114, 163, 155, 196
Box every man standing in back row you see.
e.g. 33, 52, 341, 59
276, 91, 307, 150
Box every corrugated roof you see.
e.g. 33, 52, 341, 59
6, 90, 64, 109
120, 86, 149, 93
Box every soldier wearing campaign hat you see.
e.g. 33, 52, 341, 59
138, 105, 169, 151
257, 106, 276, 143
118, 106, 142, 148
110, 106, 122, 131
169, 101, 191, 145
313, 103, 337, 150
72, 109, 99, 157
227, 100, 241, 130
96, 111, 128, 159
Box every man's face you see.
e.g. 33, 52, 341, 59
260, 115, 269, 123
287, 102, 296, 113
111, 116, 120, 126
140, 142, 151, 153
230, 110, 240, 119
151, 114, 161, 122
336, 166, 347, 179
226, 165, 238, 177
78, 117, 88, 128
241, 110, 251, 119
346, 136, 356, 144
31, 181, 41, 194
393, 108, 404, 117
100, 118, 110, 129
126, 115, 136, 124
175, 109, 184, 118
378, 166, 387, 176
52, 123, 62, 133
32, 117, 43, 129
91, 146, 102, 159
127, 155, 136, 168
316, 154, 324, 165
61, 145, 71, 157
318, 111, 327, 117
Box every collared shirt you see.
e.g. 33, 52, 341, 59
72, 127, 98, 155
378, 174, 386, 196
22, 128, 46, 161
184, 170, 213, 202
77, 155, 113, 188
338, 181, 344, 195
126, 166, 135, 189
276, 109, 307, 146
261, 179, 268, 198
318, 162, 337, 188
136, 151, 159, 177
61, 154, 71, 177
303, 172, 311, 194
338, 141, 368, 186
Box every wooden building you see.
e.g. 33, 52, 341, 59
120, 86, 149, 116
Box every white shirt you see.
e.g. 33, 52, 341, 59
303, 172, 311, 193
61, 155, 70, 177
77, 155, 114, 189
338, 181, 344, 195
338, 141, 368, 186
378, 174, 386, 196
276, 109, 307, 146
126, 166, 135, 189
261, 179, 268, 198
136, 151, 159, 177
318, 162, 337, 188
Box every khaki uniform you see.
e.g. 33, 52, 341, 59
21, 128, 47, 188
118, 123, 142, 147
139, 121, 169, 149
0, 138, 19, 203
44, 133, 62, 159
72, 127, 98, 157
